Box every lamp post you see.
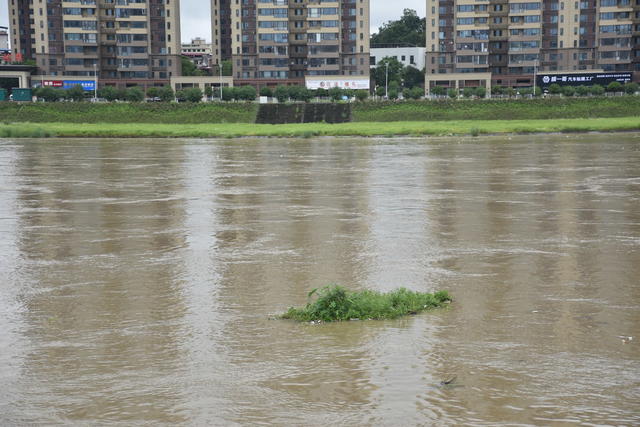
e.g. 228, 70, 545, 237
533, 59, 538, 97
219, 59, 223, 101
385, 62, 389, 99
93, 62, 98, 101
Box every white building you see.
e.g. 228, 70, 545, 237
181, 38, 212, 69
370, 47, 426, 70
0, 26, 9, 53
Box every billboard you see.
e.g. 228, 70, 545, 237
305, 77, 370, 90
42, 80, 63, 88
63, 80, 96, 91
537, 72, 632, 89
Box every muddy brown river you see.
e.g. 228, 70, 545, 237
0, 135, 638, 425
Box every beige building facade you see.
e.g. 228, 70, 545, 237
8, 0, 182, 88
211, 0, 371, 88
425, 0, 639, 88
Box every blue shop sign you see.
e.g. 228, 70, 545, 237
63, 80, 96, 91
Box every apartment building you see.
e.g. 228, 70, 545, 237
0, 26, 9, 53
7, 0, 181, 87
211, 0, 370, 88
425, 0, 639, 87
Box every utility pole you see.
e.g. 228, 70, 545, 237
533, 59, 538, 97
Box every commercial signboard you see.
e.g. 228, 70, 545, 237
305, 77, 370, 90
63, 80, 96, 91
536, 72, 632, 89
42, 80, 63, 88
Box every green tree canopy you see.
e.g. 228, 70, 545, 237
372, 57, 404, 90
181, 56, 207, 76
371, 9, 425, 47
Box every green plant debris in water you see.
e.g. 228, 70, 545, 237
280, 286, 451, 323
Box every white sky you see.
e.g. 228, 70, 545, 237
0, 0, 425, 46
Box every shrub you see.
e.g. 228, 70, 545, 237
259, 86, 273, 98
534, 87, 542, 97
405, 87, 423, 100
561, 86, 575, 97
463, 87, 475, 98
280, 285, 451, 323
475, 86, 486, 98
375, 86, 386, 97
315, 88, 328, 98
355, 90, 369, 102
491, 85, 504, 96
204, 86, 213, 99
447, 88, 458, 99
388, 88, 399, 100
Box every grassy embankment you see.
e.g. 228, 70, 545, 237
1, 97, 639, 137
280, 286, 451, 322
2, 117, 639, 138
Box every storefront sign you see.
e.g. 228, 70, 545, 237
42, 80, 63, 87
63, 80, 96, 91
537, 72, 632, 89
305, 78, 370, 90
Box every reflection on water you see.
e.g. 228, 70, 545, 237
0, 135, 639, 425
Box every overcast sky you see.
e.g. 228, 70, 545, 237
0, 0, 425, 46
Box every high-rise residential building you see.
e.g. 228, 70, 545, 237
425, 0, 639, 88
8, 0, 181, 87
211, 0, 370, 88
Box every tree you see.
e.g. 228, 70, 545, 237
548, 83, 561, 95
260, 87, 273, 97
158, 85, 174, 102
402, 65, 424, 89
475, 86, 486, 99
274, 85, 289, 103
371, 9, 425, 47
97, 86, 118, 101
37, 86, 62, 102
375, 86, 386, 97
491, 85, 504, 96
183, 87, 203, 102
328, 86, 343, 102
181, 56, 206, 76
561, 86, 575, 97
372, 57, 403, 92
221, 87, 234, 101
315, 88, 328, 98
146, 86, 160, 99
204, 85, 213, 99
66, 85, 85, 102
237, 85, 257, 101
125, 86, 145, 102
575, 85, 590, 97
624, 82, 638, 95
447, 88, 458, 99
606, 81, 622, 93
463, 87, 475, 98
221, 60, 233, 76
431, 86, 446, 97
590, 84, 604, 96
405, 87, 423, 100
388, 88, 399, 100
534, 87, 542, 97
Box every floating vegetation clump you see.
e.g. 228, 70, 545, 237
280, 286, 451, 323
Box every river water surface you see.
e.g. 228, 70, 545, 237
0, 135, 639, 425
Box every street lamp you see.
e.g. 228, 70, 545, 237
93, 62, 98, 101
219, 59, 223, 102
533, 58, 538, 97
385, 62, 389, 99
